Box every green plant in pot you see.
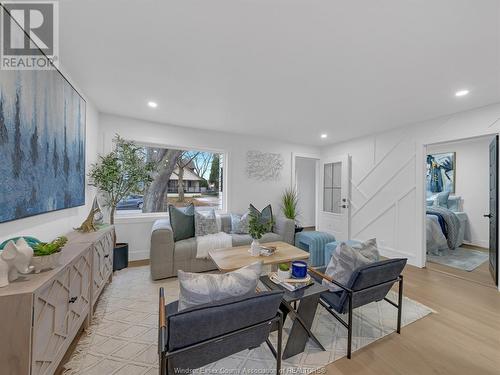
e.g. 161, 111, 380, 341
88, 135, 156, 270
31, 236, 68, 273
277, 262, 291, 281
248, 211, 274, 256
281, 188, 303, 233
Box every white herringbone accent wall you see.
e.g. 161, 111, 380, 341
320, 103, 500, 267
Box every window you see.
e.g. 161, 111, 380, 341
323, 162, 341, 213
116, 145, 224, 215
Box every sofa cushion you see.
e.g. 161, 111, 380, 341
169, 204, 195, 242
177, 261, 262, 311
231, 212, 250, 234
249, 204, 273, 228
174, 237, 197, 261
195, 209, 218, 237
230, 232, 281, 247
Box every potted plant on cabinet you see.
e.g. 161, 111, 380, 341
88, 135, 156, 270
281, 188, 303, 233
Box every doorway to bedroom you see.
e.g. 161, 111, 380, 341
424, 135, 498, 287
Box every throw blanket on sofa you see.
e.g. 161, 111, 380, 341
196, 232, 232, 259
426, 207, 461, 250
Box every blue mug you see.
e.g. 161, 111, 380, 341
291, 260, 308, 278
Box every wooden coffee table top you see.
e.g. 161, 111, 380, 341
208, 241, 309, 272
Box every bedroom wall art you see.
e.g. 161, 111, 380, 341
0, 69, 86, 224
426, 152, 455, 194
246, 150, 284, 181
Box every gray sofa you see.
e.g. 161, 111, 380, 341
150, 213, 295, 280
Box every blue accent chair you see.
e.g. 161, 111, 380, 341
294, 231, 336, 267
159, 288, 284, 374
309, 258, 407, 359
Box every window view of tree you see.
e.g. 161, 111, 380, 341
116, 146, 224, 214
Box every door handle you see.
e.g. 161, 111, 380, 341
69, 297, 78, 304
484, 214, 492, 218
104, 254, 110, 258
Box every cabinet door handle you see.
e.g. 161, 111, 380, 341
69, 296, 78, 304
104, 254, 110, 258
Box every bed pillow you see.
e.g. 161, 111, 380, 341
169, 204, 195, 242
435, 191, 450, 208
194, 209, 219, 237
323, 239, 380, 292
177, 261, 262, 310
447, 196, 460, 212
231, 212, 250, 234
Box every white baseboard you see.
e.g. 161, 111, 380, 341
129, 250, 150, 261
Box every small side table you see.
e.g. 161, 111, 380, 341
260, 275, 328, 359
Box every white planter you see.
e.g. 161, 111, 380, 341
277, 268, 291, 281
31, 252, 62, 274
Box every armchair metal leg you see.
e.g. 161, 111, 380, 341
347, 293, 353, 359
277, 314, 283, 374
397, 275, 403, 334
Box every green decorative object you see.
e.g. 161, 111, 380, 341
278, 263, 290, 272
88, 135, 156, 225
32, 236, 68, 256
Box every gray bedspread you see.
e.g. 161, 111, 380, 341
426, 206, 461, 250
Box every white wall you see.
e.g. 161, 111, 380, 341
99, 113, 318, 260
0, 94, 99, 244
320, 102, 500, 268
295, 157, 317, 227
427, 136, 491, 248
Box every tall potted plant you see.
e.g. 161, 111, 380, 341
281, 188, 303, 233
88, 136, 156, 270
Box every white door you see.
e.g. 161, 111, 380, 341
319, 154, 350, 240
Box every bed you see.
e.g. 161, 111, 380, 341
426, 195, 468, 255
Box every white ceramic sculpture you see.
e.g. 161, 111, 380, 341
0, 238, 34, 287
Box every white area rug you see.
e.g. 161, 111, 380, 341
63, 266, 432, 375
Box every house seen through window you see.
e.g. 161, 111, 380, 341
116, 145, 224, 214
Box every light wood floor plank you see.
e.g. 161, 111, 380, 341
325, 265, 500, 375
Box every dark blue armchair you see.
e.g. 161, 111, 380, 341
158, 288, 284, 375
309, 258, 407, 359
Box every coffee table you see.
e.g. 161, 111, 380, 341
260, 275, 328, 359
208, 241, 309, 272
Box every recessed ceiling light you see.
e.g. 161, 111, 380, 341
148, 101, 158, 108
455, 89, 469, 97
321, 134, 328, 139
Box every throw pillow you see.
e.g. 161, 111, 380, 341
231, 212, 250, 234
168, 204, 195, 242
435, 191, 450, 208
177, 261, 263, 311
323, 238, 380, 292
249, 204, 273, 229
194, 209, 219, 237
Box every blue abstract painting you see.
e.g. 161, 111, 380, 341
0, 69, 86, 223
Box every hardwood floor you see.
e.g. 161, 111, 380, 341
325, 264, 500, 375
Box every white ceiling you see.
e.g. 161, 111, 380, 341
59, 0, 500, 146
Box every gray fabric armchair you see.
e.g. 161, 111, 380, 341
150, 214, 295, 280
309, 258, 407, 359
158, 288, 284, 375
